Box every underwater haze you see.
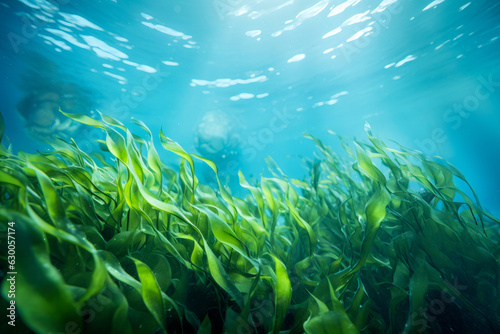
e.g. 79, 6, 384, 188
1, 0, 500, 333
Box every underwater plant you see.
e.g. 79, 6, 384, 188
0, 111, 499, 334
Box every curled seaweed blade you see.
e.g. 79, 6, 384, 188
60, 109, 106, 130
269, 254, 292, 334
159, 129, 197, 202
130, 257, 167, 333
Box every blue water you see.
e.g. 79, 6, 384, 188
1, 0, 499, 215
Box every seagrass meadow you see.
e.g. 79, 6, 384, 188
1, 111, 499, 334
